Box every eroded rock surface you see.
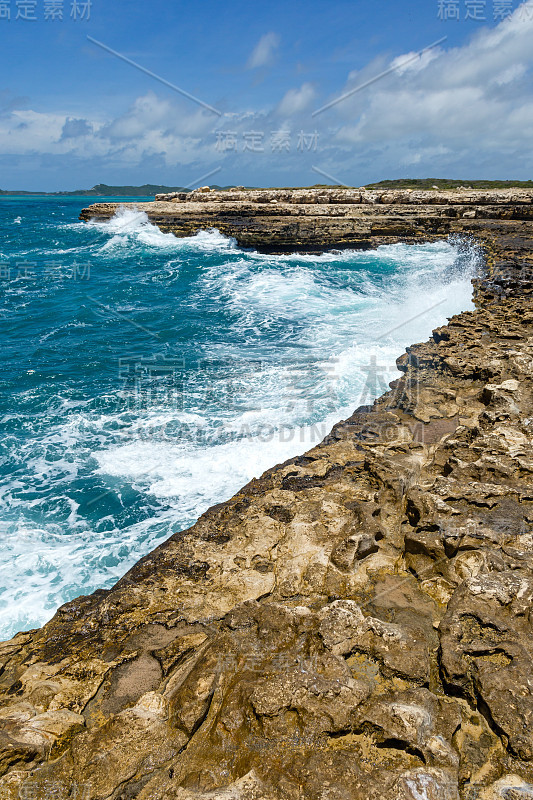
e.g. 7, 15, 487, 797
1, 193, 533, 798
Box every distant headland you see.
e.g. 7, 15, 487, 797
0, 183, 191, 197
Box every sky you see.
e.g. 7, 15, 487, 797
1, 0, 532, 190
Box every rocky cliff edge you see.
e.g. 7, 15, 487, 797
0, 192, 532, 799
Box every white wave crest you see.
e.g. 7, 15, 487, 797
90, 207, 237, 253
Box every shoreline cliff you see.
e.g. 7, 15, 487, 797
0, 190, 532, 799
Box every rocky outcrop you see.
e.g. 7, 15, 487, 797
1, 193, 532, 799
79, 186, 533, 252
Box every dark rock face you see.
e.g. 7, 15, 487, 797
1, 192, 533, 799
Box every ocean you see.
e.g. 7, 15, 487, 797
0, 196, 479, 641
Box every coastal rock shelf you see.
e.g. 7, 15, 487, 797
1, 191, 533, 799
79, 186, 533, 252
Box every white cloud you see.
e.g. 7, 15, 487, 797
247, 32, 280, 69
3, 2, 533, 187
276, 83, 315, 116
0, 111, 66, 153
0, 95, 219, 169
389, 46, 442, 76
329, 0, 533, 176
99, 94, 172, 140
494, 64, 527, 85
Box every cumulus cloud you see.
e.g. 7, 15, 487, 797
276, 83, 315, 116
0, 95, 218, 170
389, 46, 442, 75
99, 94, 173, 140
328, 1, 533, 177
0, 111, 66, 153
99, 93, 218, 141
247, 32, 280, 69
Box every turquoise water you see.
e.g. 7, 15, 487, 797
0, 197, 478, 640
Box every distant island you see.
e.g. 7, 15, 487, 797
2, 179, 533, 196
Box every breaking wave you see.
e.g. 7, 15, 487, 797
0, 199, 481, 639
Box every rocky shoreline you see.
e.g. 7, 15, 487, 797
79, 186, 533, 252
1, 190, 533, 799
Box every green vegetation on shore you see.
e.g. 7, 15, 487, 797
363, 178, 533, 190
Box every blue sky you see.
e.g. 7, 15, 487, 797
1, 0, 533, 190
